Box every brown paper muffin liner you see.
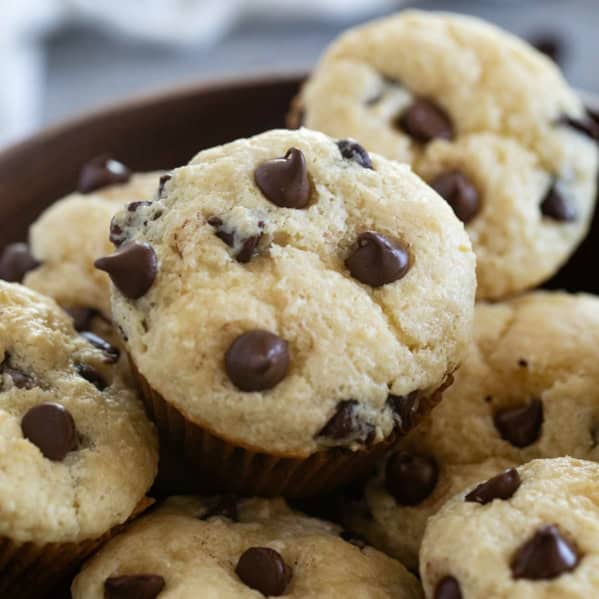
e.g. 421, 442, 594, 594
0, 497, 154, 599
132, 361, 453, 499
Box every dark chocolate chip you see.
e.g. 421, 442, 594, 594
95, 241, 158, 299
511, 525, 580, 580
340, 530, 368, 549
430, 171, 480, 223
345, 232, 409, 287
109, 217, 125, 247
530, 33, 565, 64
76, 363, 107, 391
200, 494, 239, 522
465, 467, 521, 505
337, 139, 373, 169
385, 452, 438, 506
387, 392, 420, 434
3, 366, 35, 390
158, 174, 172, 197
518, 359, 528, 368
104, 574, 165, 599
1, 356, 36, 390
235, 547, 292, 597
540, 184, 577, 222
65, 307, 99, 332
235, 235, 261, 264
127, 201, 152, 212
80, 331, 120, 364
225, 330, 289, 392
494, 398, 543, 448
434, 576, 463, 599
317, 400, 374, 444
559, 114, 599, 141
208, 217, 263, 263
78, 155, 131, 193
0, 243, 40, 282
255, 148, 310, 209
207, 216, 235, 247
21, 403, 78, 461
366, 93, 383, 106
397, 99, 454, 143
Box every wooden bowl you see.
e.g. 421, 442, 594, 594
0, 74, 597, 598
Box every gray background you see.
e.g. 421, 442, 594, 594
43, 0, 599, 126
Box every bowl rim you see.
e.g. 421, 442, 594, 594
0, 69, 307, 163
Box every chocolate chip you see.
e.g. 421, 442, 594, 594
430, 171, 480, 223
127, 201, 152, 212
530, 33, 565, 64
494, 398, 543, 448
511, 525, 580, 580
386, 452, 438, 506
559, 114, 599, 141
0, 243, 40, 282
235, 235, 261, 263
208, 217, 263, 263
337, 139, 373, 169
21, 403, 78, 461
434, 576, 463, 599
76, 363, 107, 391
317, 400, 374, 444
78, 155, 131, 193
1, 356, 36, 390
387, 392, 419, 434
345, 232, 410, 287
104, 574, 165, 599
65, 307, 99, 332
200, 494, 239, 522
397, 99, 454, 143
158, 174, 172, 197
340, 530, 368, 549
109, 217, 125, 247
235, 547, 292, 596
80, 331, 120, 364
465, 467, 521, 505
540, 184, 577, 222
255, 148, 310, 208
95, 241, 158, 299
518, 359, 528, 368
225, 330, 289, 392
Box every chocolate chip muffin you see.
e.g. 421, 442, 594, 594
97, 128, 476, 497
0, 282, 158, 598
343, 291, 599, 569
12, 157, 161, 324
421, 458, 599, 598
72, 496, 423, 598
293, 11, 599, 300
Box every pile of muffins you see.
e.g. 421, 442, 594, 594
1, 10, 599, 599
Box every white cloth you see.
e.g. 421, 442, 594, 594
0, 0, 399, 146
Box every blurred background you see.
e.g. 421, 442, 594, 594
1, 0, 597, 147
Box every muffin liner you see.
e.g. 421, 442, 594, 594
0, 497, 153, 599
132, 361, 452, 498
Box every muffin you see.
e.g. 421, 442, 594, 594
421, 458, 599, 598
17, 156, 162, 324
293, 11, 599, 300
0, 282, 158, 598
96, 128, 476, 497
343, 291, 599, 569
72, 495, 423, 598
